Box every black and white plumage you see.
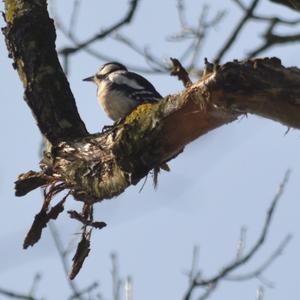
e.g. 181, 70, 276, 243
83, 62, 163, 121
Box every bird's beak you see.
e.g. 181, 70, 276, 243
82, 75, 95, 82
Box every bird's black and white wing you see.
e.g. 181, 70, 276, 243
108, 71, 163, 104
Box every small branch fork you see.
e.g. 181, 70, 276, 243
183, 170, 292, 300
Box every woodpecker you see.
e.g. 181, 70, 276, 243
83, 62, 163, 121
83, 62, 169, 187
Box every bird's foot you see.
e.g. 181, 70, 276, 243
101, 117, 125, 133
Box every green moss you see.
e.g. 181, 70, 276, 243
125, 103, 158, 124
111, 101, 165, 183
63, 158, 129, 200
55, 100, 167, 201
96, 165, 129, 199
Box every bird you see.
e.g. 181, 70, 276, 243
83, 62, 163, 121
83, 62, 169, 187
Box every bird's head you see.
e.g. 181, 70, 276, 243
83, 62, 127, 83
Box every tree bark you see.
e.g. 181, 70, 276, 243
3, 1, 300, 203
2, 0, 88, 144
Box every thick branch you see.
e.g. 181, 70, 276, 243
3, 3, 300, 207
14, 58, 300, 203
2, 0, 88, 144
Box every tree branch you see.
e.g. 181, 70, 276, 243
0, 287, 36, 300
183, 170, 291, 300
225, 234, 292, 282
49, 222, 83, 299
214, 0, 260, 63
2, 0, 88, 144
59, 0, 140, 55
13, 57, 300, 203
248, 32, 300, 58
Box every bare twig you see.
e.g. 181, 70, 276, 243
0, 287, 36, 300
226, 234, 292, 283
49, 222, 83, 298
67, 209, 106, 229
183, 170, 291, 300
28, 273, 42, 298
197, 284, 217, 300
232, 0, 247, 10
200, 170, 289, 284
51, 227, 101, 299
256, 286, 264, 300
236, 226, 247, 260
68, 282, 99, 300
52, 0, 163, 74
188, 246, 200, 285
248, 32, 300, 58
214, 0, 260, 63
0, 271, 41, 299
124, 276, 133, 300
170, 1, 225, 69
189, 6, 225, 68
68, 0, 81, 37
170, 57, 193, 87
231, 0, 300, 59
112, 33, 168, 71
236, 1, 300, 25
111, 253, 122, 300
61, 0, 140, 54
54, 16, 164, 74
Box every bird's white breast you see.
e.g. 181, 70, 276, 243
97, 80, 137, 121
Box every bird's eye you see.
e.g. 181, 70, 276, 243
96, 74, 105, 80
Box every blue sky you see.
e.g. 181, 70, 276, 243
1, 1, 300, 299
